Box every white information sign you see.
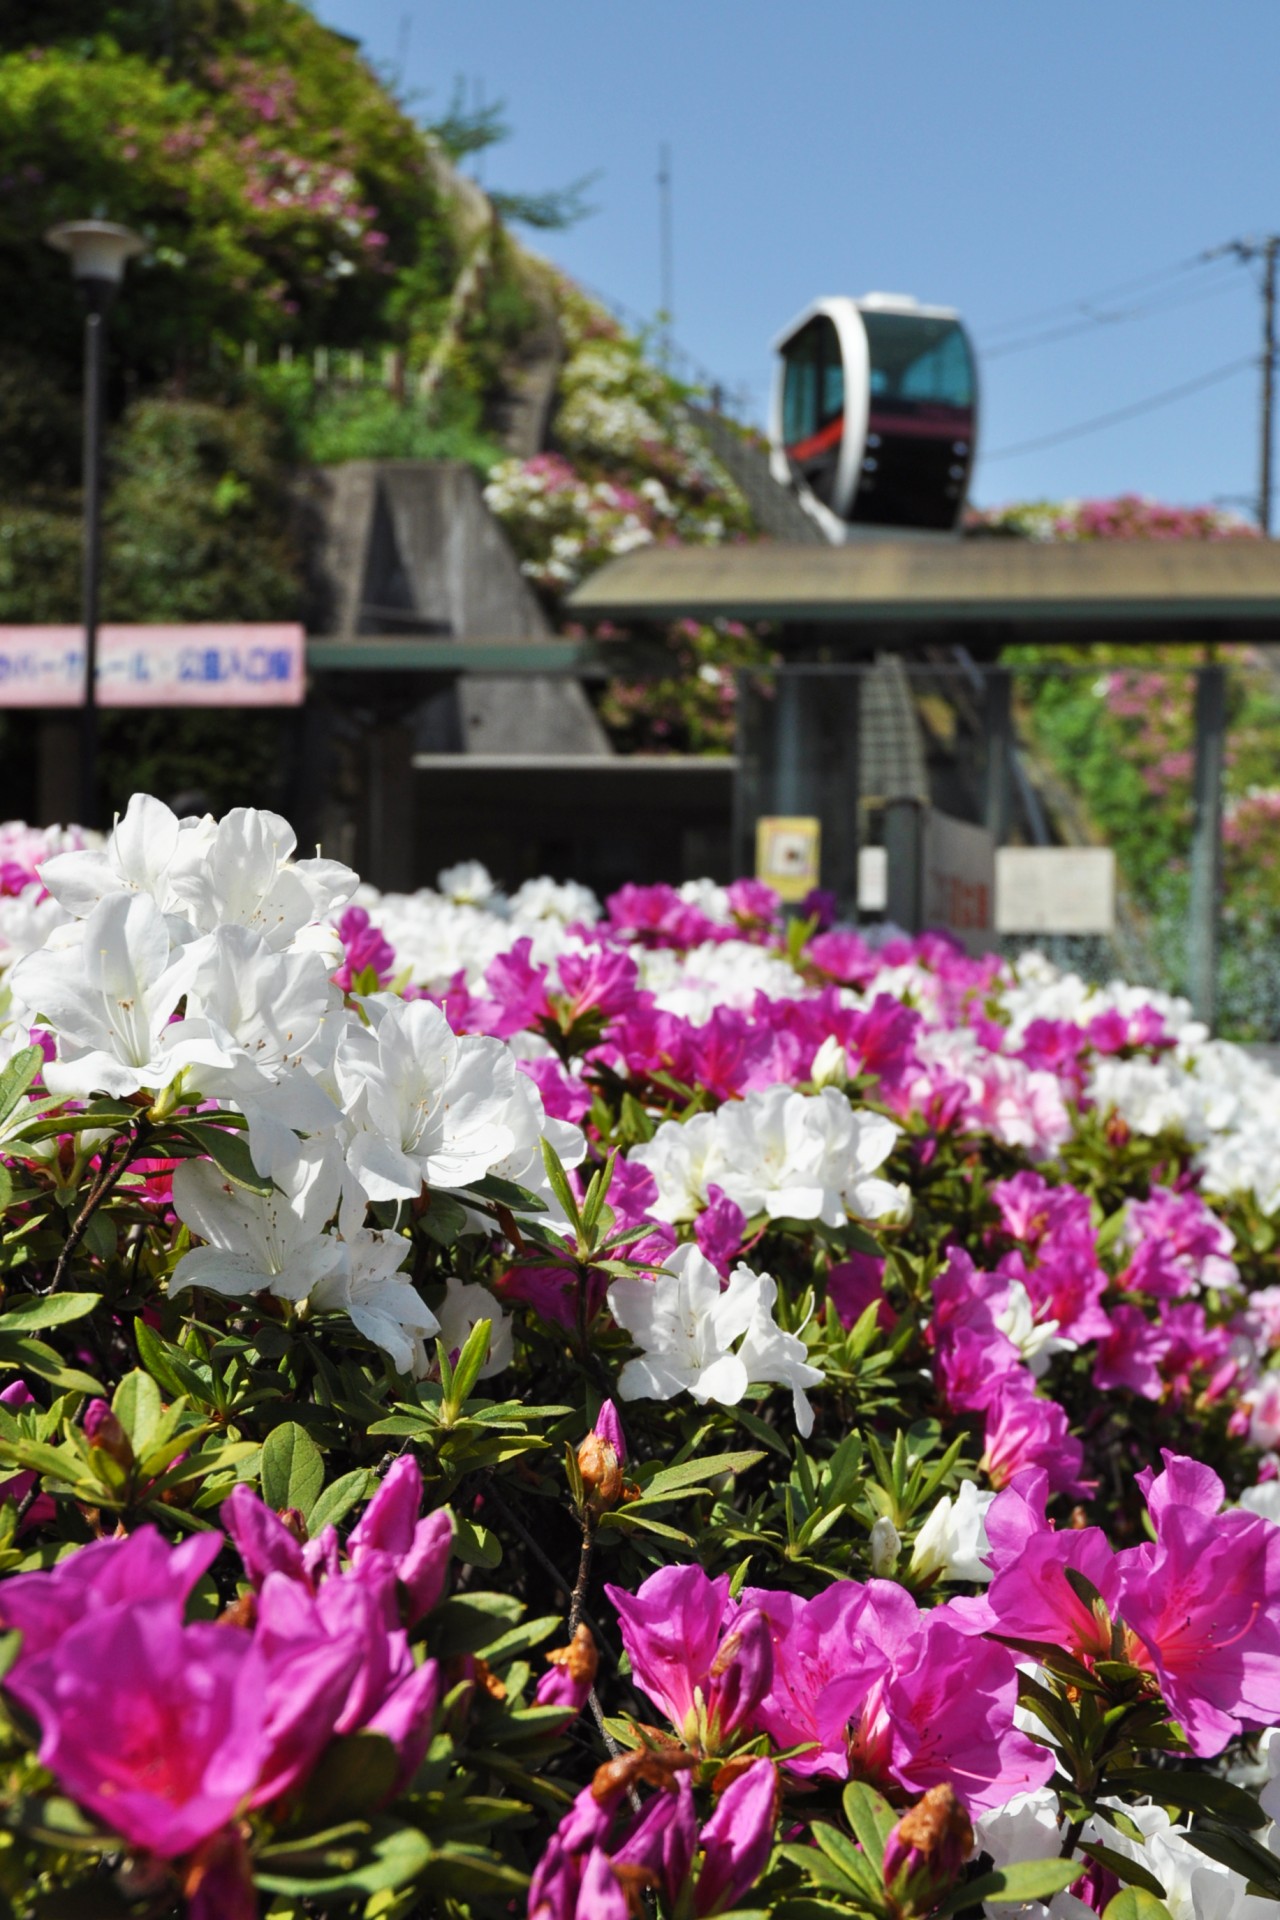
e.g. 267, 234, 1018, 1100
857, 845, 888, 912
0, 626, 306, 707
921, 811, 996, 955
996, 847, 1116, 935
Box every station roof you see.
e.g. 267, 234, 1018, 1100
567, 539, 1280, 641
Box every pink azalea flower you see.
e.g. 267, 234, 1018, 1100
347, 1456, 453, 1625
15, 1600, 267, 1857
693, 1758, 778, 1913
827, 1251, 894, 1333
694, 1183, 748, 1276
1093, 1303, 1172, 1399
605, 1564, 772, 1750
1115, 1452, 1280, 1754
980, 1378, 1092, 1497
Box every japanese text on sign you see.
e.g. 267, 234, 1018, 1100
0, 626, 306, 707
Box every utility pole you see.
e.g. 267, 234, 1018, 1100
658, 143, 673, 370
1212, 235, 1280, 535
1261, 235, 1278, 535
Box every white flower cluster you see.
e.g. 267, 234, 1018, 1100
607, 1242, 824, 1436
8, 797, 585, 1377
632, 1085, 909, 1230
1007, 953, 1280, 1211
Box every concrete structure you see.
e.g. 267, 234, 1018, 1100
568, 537, 1280, 640
300, 460, 609, 882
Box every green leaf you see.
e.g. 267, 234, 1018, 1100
174, 1121, 274, 1196
452, 1516, 502, 1568
596, 1508, 695, 1547
1102, 1892, 1174, 1920
464, 1172, 548, 1213
539, 1139, 581, 1229
1080, 1840, 1166, 1899
806, 1822, 884, 1902
0, 1046, 44, 1130
254, 1818, 431, 1900
937, 1859, 1081, 1915
0, 1333, 101, 1395
634, 1450, 764, 1500
431, 1592, 523, 1657
446, 1317, 491, 1410
1115, 1767, 1267, 1829
419, 1192, 469, 1245
0, 1293, 100, 1333
132, 1317, 210, 1404
111, 1369, 163, 1452
840, 1781, 896, 1869
305, 1469, 372, 1540
293, 1733, 399, 1826
1181, 1825, 1280, 1898
261, 1421, 325, 1519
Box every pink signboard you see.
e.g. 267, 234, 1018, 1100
0, 626, 306, 707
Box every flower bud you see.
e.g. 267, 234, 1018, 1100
577, 1402, 627, 1509
882, 1784, 973, 1917
536, 1623, 598, 1722
83, 1398, 133, 1472
869, 1515, 902, 1577
704, 1608, 772, 1752
811, 1034, 851, 1089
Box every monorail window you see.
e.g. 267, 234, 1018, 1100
862, 314, 974, 410
782, 316, 842, 444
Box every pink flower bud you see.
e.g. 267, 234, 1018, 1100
83, 1398, 133, 1471
535, 1623, 598, 1725
706, 1608, 773, 1750
882, 1785, 973, 1915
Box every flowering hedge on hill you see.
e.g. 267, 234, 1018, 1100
3, 806, 1280, 1916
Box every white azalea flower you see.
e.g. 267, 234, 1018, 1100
609, 1244, 756, 1409
609, 1247, 823, 1432
910, 1480, 996, 1583
733, 1264, 824, 1437
176, 924, 342, 1170
437, 1276, 513, 1378
13, 891, 206, 1101
708, 1087, 904, 1229
38, 792, 192, 920
811, 1034, 851, 1088
994, 1279, 1075, 1379
437, 860, 501, 909
310, 1229, 439, 1378
868, 1515, 901, 1576
165, 806, 356, 949
463, 1068, 585, 1229
339, 996, 520, 1202
169, 1137, 344, 1301
629, 1111, 721, 1224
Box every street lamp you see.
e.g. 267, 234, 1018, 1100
44, 220, 144, 828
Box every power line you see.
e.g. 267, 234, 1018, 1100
981, 265, 1244, 362
983, 355, 1255, 462
980, 251, 1213, 342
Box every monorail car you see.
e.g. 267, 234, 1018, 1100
770, 294, 978, 539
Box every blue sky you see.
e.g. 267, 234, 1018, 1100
314, 1, 1280, 516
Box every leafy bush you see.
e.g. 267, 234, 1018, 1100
0, 803, 1278, 1915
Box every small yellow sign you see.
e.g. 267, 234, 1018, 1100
755, 815, 821, 903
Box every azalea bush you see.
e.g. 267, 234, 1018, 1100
2, 806, 1280, 1917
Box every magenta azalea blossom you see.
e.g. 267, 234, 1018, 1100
15, 1601, 266, 1857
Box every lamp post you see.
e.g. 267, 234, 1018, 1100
44, 220, 144, 828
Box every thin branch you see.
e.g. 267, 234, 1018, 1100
483, 1479, 616, 1663
567, 1518, 594, 1638
49, 1125, 146, 1293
